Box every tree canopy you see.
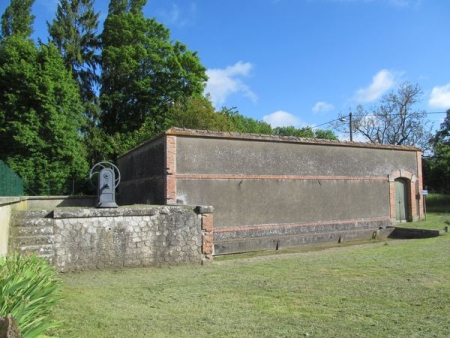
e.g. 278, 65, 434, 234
1, 0, 35, 38
423, 110, 450, 193
100, 1, 208, 136
273, 126, 337, 140
0, 36, 88, 194
48, 0, 100, 104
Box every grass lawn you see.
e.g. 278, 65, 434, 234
47, 212, 450, 338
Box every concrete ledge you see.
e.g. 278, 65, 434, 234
215, 228, 385, 255
195, 206, 214, 214
52, 205, 197, 219
27, 196, 96, 209
214, 219, 390, 241
0, 197, 21, 206
387, 226, 446, 239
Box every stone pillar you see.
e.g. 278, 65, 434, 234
416, 151, 424, 220
197, 206, 214, 263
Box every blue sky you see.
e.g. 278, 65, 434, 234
2, 0, 449, 135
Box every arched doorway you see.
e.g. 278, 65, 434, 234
394, 178, 410, 222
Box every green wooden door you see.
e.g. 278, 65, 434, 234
395, 178, 409, 222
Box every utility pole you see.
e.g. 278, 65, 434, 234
339, 113, 353, 141
349, 112, 353, 142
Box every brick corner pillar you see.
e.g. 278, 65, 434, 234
388, 174, 396, 222
196, 206, 214, 264
165, 135, 177, 205
416, 151, 424, 220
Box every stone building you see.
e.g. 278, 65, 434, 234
117, 127, 424, 254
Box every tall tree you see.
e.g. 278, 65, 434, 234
0, 36, 88, 194
47, 0, 100, 105
47, 0, 101, 166
334, 82, 432, 149
100, 0, 208, 137
1, 0, 35, 38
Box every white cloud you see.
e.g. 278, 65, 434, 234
312, 101, 334, 114
158, 3, 197, 27
354, 69, 396, 103
263, 111, 302, 128
429, 84, 450, 109
205, 61, 257, 107
168, 4, 181, 23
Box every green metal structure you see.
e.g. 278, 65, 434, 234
0, 160, 24, 196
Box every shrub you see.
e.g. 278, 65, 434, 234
0, 254, 62, 338
425, 193, 450, 213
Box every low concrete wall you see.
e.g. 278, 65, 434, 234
24, 196, 96, 209
0, 198, 21, 256
214, 218, 391, 254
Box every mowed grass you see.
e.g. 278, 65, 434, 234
48, 218, 450, 337
401, 193, 450, 230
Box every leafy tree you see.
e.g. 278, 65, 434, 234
0, 36, 88, 194
314, 129, 338, 140
100, 0, 208, 136
424, 109, 450, 193
273, 126, 337, 140
164, 96, 233, 132
1, 0, 35, 38
274, 126, 313, 138
221, 107, 273, 134
334, 82, 432, 149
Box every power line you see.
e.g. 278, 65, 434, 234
311, 111, 447, 129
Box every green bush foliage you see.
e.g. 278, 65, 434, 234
425, 193, 450, 213
0, 254, 62, 338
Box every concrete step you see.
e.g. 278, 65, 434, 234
11, 235, 54, 248
12, 217, 53, 228
15, 244, 54, 256
387, 226, 447, 239
9, 211, 56, 259
12, 210, 53, 220
11, 225, 53, 237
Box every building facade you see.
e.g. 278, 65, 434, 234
118, 128, 424, 254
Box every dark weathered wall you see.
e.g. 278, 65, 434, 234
176, 137, 418, 177
177, 179, 389, 228
118, 136, 166, 205
175, 137, 416, 228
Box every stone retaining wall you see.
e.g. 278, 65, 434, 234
53, 206, 213, 271
8, 205, 214, 271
